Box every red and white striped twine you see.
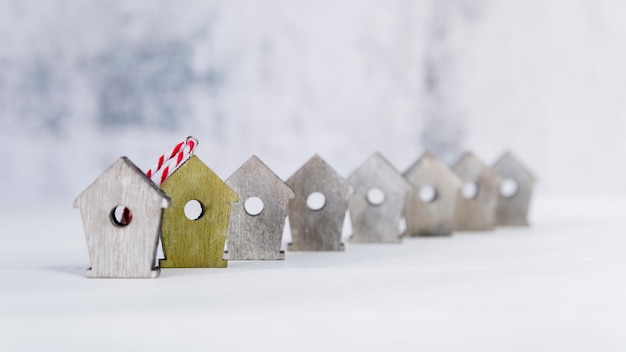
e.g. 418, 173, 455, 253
146, 136, 198, 186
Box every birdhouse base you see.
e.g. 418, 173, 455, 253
86, 267, 160, 278
224, 251, 286, 260
159, 259, 227, 268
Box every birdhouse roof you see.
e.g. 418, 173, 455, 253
287, 154, 352, 196
73, 156, 171, 209
348, 152, 411, 194
163, 155, 238, 203
493, 151, 537, 182
404, 151, 461, 187
452, 152, 500, 182
226, 155, 294, 201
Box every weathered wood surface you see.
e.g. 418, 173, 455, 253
452, 152, 501, 231
493, 151, 536, 226
348, 153, 411, 243
286, 155, 353, 251
225, 156, 294, 260
404, 151, 461, 236
74, 157, 171, 278
160, 155, 238, 268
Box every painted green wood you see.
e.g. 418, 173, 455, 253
159, 155, 239, 268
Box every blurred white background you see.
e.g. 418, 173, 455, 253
1, 0, 625, 205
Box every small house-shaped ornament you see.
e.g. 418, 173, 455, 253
286, 155, 353, 251
492, 151, 536, 226
348, 153, 411, 243
404, 151, 462, 236
224, 155, 294, 260
451, 152, 501, 231
73, 157, 171, 278
159, 155, 238, 268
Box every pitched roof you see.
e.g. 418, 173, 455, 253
452, 152, 499, 181
348, 152, 411, 194
226, 155, 294, 201
287, 154, 352, 195
73, 156, 170, 209
404, 150, 461, 186
164, 155, 238, 203
493, 151, 537, 182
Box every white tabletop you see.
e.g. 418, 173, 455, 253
1, 195, 624, 352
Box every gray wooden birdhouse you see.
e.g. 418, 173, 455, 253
348, 153, 411, 243
224, 155, 294, 260
286, 155, 353, 251
451, 152, 501, 231
492, 151, 536, 226
73, 157, 171, 278
404, 151, 462, 236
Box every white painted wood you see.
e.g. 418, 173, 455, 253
493, 151, 536, 226
452, 152, 501, 231
225, 155, 294, 260
73, 157, 171, 278
404, 151, 462, 236
286, 155, 353, 251
348, 153, 411, 243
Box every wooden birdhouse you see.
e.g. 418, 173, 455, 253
347, 153, 411, 243
451, 152, 501, 231
286, 155, 353, 251
159, 155, 238, 268
404, 151, 462, 236
224, 155, 294, 260
492, 151, 536, 226
73, 157, 171, 278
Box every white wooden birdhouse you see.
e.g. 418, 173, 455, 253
348, 153, 411, 243
224, 155, 294, 260
286, 155, 353, 251
492, 151, 536, 226
451, 152, 501, 231
404, 151, 462, 236
73, 157, 171, 278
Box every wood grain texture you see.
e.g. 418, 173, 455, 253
73, 157, 171, 278
286, 155, 353, 251
225, 156, 294, 260
452, 152, 501, 231
159, 156, 238, 268
493, 151, 536, 226
404, 151, 461, 236
348, 153, 411, 243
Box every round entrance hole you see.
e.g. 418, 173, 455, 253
366, 188, 385, 206
244, 197, 264, 216
184, 200, 204, 220
499, 178, 519, 198
461, 182, 479, 199
110, 205, 132, 227
306, 192, 326, 211
418, 184, 438, 203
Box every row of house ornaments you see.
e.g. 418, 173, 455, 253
74, 150, 534, 278
402, 151, 535, 234
344, 150, 535, 241
73, 153, 346, 278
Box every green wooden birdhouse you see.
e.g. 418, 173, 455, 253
159, 155, 239, 268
